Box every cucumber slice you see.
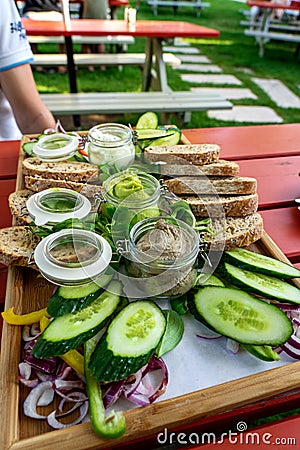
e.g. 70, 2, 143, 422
195, 273, 225, 287
219, 262, 300, 304
148, 128, 181, 147
188, 286, 293, 345
47, 274, 113, 317
89, 301, 166, 382
136, 129, 175, 140
136, 112, 158, 129
156, 309, 184, 357
22, 141, 36, 156
32, 281, 122, 358
243, 344, 281, 362
223, 248, 300, 279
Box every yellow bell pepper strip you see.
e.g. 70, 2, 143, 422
40, 315, 85, 377
2, 307, 50, 325
84, 334, 126, 438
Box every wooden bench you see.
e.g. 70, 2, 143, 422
245, 28, 300, 56
39, 91, 232, 122
147, 0, 210, 17
28, 35, 135, 52
30, 52, 181, 69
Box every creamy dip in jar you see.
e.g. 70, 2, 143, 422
122, 217, 199, 299
87, 123, 135, 170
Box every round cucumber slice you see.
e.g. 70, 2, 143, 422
136, 112, 159, 129
107, 301, 166, 357
189, 286, 293, 345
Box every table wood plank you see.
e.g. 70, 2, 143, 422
238, 155, 300, 209
0, 141, 20, 180
259, 207, 300, 262
183, 124, 300, 160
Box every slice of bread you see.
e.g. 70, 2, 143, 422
144, 144, 220, 165
159, 160, 240, 177
204, 213, 264, 251
0, 226, 40, 267
165, 176, 257, 195
8, 189, 33, 225
24, 175, 87, 193
22, 157, 99, 183
182, 193, 258, 217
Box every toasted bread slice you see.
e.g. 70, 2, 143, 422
22, 157, 99, 183
8, 189, 33, 225
165, 176, 257, 195
182, 193, 258, 217
159, 159, 240, 177
0, 226, 40, 267
144, 144, 220, 165
204, 213, 264, 251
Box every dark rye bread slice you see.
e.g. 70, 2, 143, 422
182, 193, 258, 217
22, 157, 99, 183
0, 226, 41, 267
144, 144, 220, 165
23, 175, 103, 206
159, 159, 240, 177
165, 176, 257, 195
8, 189, 33, 225
24, 175, 86, 193
204, 213, 264, 251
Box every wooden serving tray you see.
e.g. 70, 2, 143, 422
1, 136, 300, 450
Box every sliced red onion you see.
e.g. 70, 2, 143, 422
19, 362, 32, 380
23, 381, 53, 419
37, 387, 55, 407
226, 339, 240, 354
196, 328, 222, 339
103, 380, 126, 409
22, 323, 41, 342
46, 402, 89, 429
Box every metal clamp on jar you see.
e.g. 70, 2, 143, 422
86, 123, 135, 170
117, 216, 200, 299
34, 229, 112, 286
26, 188, 92, 226
33, 133, 79, 162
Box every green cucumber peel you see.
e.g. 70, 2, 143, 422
155, 309, 184, 357
84, 335, 126, 439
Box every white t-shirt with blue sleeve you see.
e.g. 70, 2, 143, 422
0, 0, 34, 140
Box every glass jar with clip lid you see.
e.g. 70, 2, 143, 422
33, 229, 112, 286
101, 170, 162, 243
86, 123, 135, 170
26, 188, 92, 226
117, 216, 200, 299
33, 133, 79, 162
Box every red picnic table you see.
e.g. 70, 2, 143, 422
22, 18, 219, 94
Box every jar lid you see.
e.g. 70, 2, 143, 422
33, 133, 79, 162
26, 188, 92, 226
34, 229, 112, 286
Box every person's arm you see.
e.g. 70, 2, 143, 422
0, 63, 56, 135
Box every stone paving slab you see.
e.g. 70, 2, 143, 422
174, 64, 222, 73
163, 46, 200, 54
181, 74, 243, 85
207, 106, 283, 123
191, 87, 257, 100
177, 54, 211, 63
252, 78, 300, 108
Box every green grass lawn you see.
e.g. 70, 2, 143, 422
32, 0, 300, 129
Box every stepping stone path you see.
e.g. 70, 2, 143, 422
174, 64, 222, 73
191, 87, 257, 100
163, 41, 300, 123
